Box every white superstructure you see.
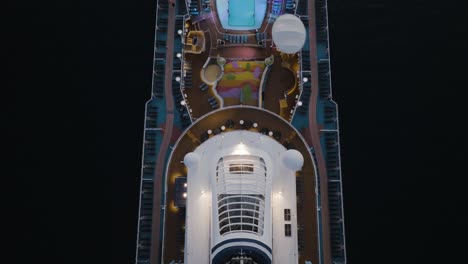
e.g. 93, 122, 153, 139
183, 130, 303, 264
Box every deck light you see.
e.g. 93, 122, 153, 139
175, 76, 181, 82
183, 192, 187, 198
303, 77, 308, 82
184, 183, 187, 188
177, 29, 182, 35
180, 100, 186, 105
253, 122, 258, 128
232, 142, 250, 155
239, 120, 244, 125
268, 131, 273, 136
176, 52, 182, 58
207, 129, 212, 135
297, 101, 303, 106
221, 126, 226, 131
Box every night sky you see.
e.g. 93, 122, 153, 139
8, 0, 467, 263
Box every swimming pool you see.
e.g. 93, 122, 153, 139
228, 0, 255, 27
216, 0, 267, 30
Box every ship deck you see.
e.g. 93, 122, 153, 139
162, 107, 319, 263
136, 1, 346, 264
180, 0, 302, 121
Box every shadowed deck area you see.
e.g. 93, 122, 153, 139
263, 53, 300, 117
217, 46, 270, 59
162, 106, 319, 263
183, 30, 218, 119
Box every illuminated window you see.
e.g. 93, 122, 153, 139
218, 194, 265, 236
229, 164, 254, 173
217, 156, 267, 236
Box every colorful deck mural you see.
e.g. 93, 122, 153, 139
216, 60, 266, 106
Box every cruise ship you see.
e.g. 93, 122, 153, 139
135, 1, 346, 263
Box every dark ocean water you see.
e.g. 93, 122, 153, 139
8, 0, 467, 263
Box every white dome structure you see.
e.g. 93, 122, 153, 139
282, 149, 304, 171
183, 152, 200, 168
272, 14, 307, 54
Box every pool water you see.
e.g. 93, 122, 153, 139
228, 0, 255, 26
217, 0, 267, 30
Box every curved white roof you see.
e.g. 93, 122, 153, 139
272, 14, 307, 54
183, 130, 303, 263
